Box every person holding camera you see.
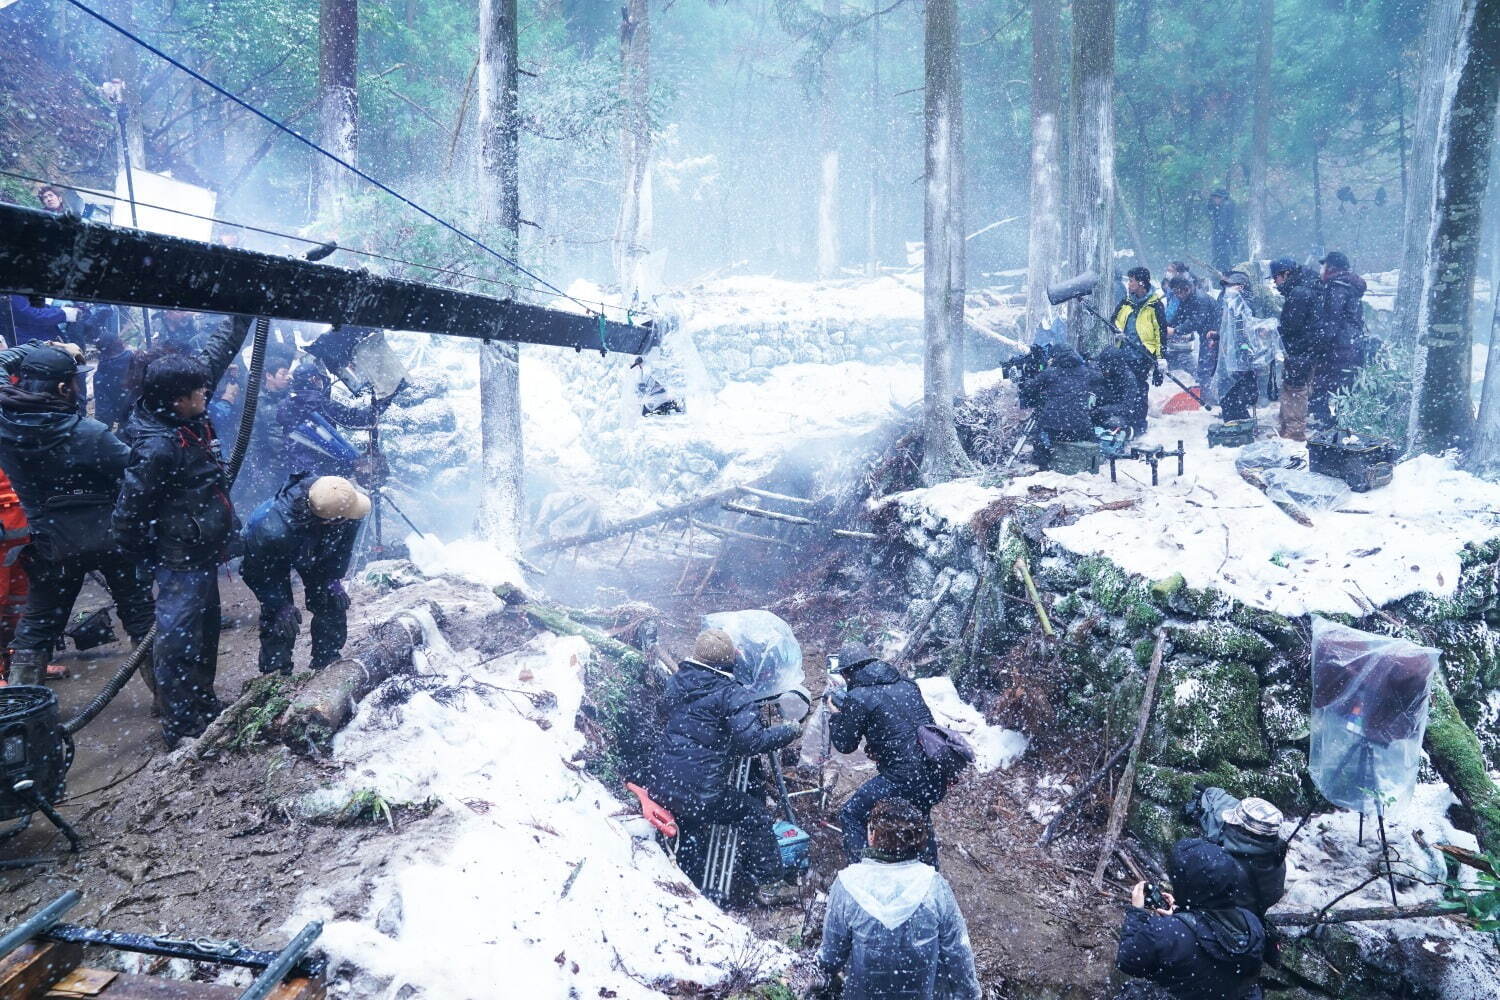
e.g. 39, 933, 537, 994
812, 797, 980, 1000
1116, 838, 1267, 1000
648, 628, 803, 903
829, 642, 946, 868
1017, 346, 1095, 471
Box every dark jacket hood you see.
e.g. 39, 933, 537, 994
271, 471, 319, 530
847, 659, 904, 689
1052, 348, 1085, 370
0, 386, 82, 454
1170, 838, 1252, 911
1327, 270, 1367, 296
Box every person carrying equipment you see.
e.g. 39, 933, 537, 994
241, 473, 370, 676
829, 642, 947, 868
1018, 346, 1095, 471
649, 628, 803, 903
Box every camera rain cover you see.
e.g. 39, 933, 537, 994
1309, 616, 1439, 813
702, 610, 807, 704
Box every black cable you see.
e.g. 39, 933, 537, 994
59, 0, 593, 315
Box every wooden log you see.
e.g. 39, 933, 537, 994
527, 486, 746, 555
830, 528, 881, 541
277, 618, 423, 752
1094, 629, 1166, 887
522, 604, 645, 670
720, 501, 816, 526
0, 941, 81, 999
1271, 903, 1467, 927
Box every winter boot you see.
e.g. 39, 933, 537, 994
1279, 386, 1309, 442
7, 648, 47, 686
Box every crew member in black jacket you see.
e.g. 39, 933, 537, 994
0, 343, 155, 684
829, 641, 946, 867
650, 628, 802, 899
1116, 838, 1267, 1000
113, 316, 251, 748
1018, 347, 1095, 470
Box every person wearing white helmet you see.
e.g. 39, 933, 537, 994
240, 473, 370, 676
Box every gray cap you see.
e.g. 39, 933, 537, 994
1223, 797, 1284, 838
832, 642, 879, 674
1221, 270, 1252, 288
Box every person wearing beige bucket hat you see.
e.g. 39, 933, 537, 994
1184, 785, 1288, 917
241, 472, 371, 677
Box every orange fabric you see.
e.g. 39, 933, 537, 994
0, 467, 28, 669
1162, 389, 1204, 414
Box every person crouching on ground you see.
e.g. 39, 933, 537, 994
1115, 838, 1267, 1000
830, 642, 947, 868
242, 473, 369, 676
113, 316, 251, 749
648, 628, 803, 904
813, 797, 981, 1000
1185, 788, 1287, 918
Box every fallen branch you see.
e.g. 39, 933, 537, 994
689, 518, 791, 547
1271, 902, 1467, 927
738, 485, 814, 506
528, 486, 746, 554
1012, 556, 1055, 638
1434, 842, 1499, 878
1039, 741, 1133, 846
892, 576, 956, 670
1094, 629, 1166, 888
721, 501, 816, 526
522, 603, 645, 670
830, 528, 881, 541
1237, 467, 1314, 527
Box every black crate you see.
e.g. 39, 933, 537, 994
1308, 431, 1397, 492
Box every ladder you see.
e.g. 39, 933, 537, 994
700, 754, 753, 905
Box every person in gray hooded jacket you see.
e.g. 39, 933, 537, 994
815, 798, 980, 1000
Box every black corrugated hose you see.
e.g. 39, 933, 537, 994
63, 316, 269, 736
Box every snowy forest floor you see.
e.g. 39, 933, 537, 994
0, 549, 1128, 997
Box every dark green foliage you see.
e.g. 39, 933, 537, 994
1333, 346, 1414, 451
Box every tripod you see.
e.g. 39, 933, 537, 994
1331, 737, 1401, 907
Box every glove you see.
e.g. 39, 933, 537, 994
1151, 364, 1164, 387
829, 687, 849, 710
326, 579, 351, 612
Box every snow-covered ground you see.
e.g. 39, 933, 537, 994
884, 384, 1500, 618
290, 620, 781, 999
1278, 784, 1500, 999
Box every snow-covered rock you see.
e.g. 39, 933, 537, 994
290, 630, 782, 998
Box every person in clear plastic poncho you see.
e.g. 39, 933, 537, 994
1213, 271, 1275, 422
814, 798, 980, 1000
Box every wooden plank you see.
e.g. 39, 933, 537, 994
0, 203, 654, 355
45, 967, 117, 997
87, 973, 240, 998
266, 978, 326, 1000
0, 940, 83, 999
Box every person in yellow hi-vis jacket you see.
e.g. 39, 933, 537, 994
1110, 267, 1167, 435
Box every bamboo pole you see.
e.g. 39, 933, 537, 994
1093, 629, 1166, 887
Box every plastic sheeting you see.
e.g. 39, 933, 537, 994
702, 609, 807, 704
1263, 467, 1352, 514
1309, 616, 1440, 814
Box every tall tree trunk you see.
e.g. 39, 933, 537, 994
106, 0, 145, 167
817, 0, 841, 280
1394, 0, 1466, 361
475, 0, 523, 553
921, 0, 970, 484
865, 0, 883, 277
1247, 0, 1273, 261
1310, 144, 1324, 250
947, 26, 965, 388
316, 0, 359, 219
1467, 134, 1500, 477
1416, 0, 1500, 457
613, 0, 652, 302
1025, 0, 1063, 344
1066, 0, 1116, 354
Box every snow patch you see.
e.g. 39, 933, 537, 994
290, 631, 780, 998
405, 532, 527, 592
916, 676, 1027, 772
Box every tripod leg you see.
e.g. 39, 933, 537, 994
19, 790, 81, 853
1376, 806, 1399, 907
1357, 811, 1364, 846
